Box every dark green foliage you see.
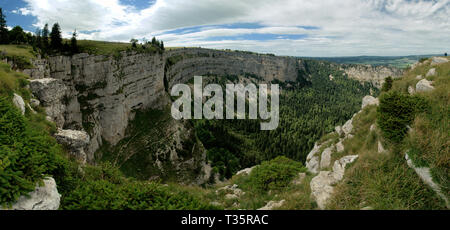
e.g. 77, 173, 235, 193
246, 156, 305, 192
195, 60, 375, 179
0, 97, 60, 205
8, 26, 26, 44
0, 8, 9, 44
377, 91, 429, 143
207, 148, 240, 180
70, 30, 79, 54
381, 76, 393, 92
50, 23, 63, 51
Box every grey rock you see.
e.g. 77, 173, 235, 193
336, 140, 345, 153
306, 156, 320, 174
1, 177, 60, 210
405, 153, 449, 208
258, 200, 285, 210
361, 95, 379, 109
408, 86, 415, 95
370, 124, 376, 131
236, 166, 256, 176
54, 129, 90, 164
416, 75, 423, 80
431, 57, 448, 65
320, 146, 334, 169
12, 93, 25, 115
342, 119, 353, 136
30, 98, 40, 107
378, 141, 386, 153
416, 79, 435, 92
426, 68, 436, 77
335, 126, 343, 136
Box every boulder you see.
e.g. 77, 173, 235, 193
236, 166, 256, 176
426, 68, 436, 77
415, 75, 423, 80
54, 129, 90, 163
336, 140, 344, 153
370, 124, 376, 131
311, 155, 358, 209
30, 98, 40, 107
320, 146, 334, 169
361, 95, 379, 109
431, 57, 448, 65
1, 177, 60, 210
306, 156, 320, 174
310, 171, 337, 210
378, 141, 386, 153
331, 155, 358, 181
408, 85, 415, 95
342, 119, 353, 136
12, 93, 25, 115
416, 79, 435, 92
29, 78, 68, 127
258, 200, 285, 210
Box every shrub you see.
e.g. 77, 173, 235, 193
247, 156, 305, 192
0, 97, 60, 206
377, 91, 428, 143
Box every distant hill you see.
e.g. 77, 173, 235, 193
304, 55, 440, 69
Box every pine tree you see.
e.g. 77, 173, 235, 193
42, 24, 50, 51
50, 23, 62, 51
160, 41, 165, 50
71, 30, 79, 54
0, 8, 9, 44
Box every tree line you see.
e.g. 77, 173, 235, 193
0, 8, 79, 55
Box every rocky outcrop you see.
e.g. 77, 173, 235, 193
310, 155, 358, 209
426, 68, 436, 77
306, 143, 322, 174
416, 79, 435, 92
258, 200, 285, 210
431, 57, 448, 65
54, 129, 90, 163
340, 64, 403, 89
12, 93, 25, 115
236, 166, 256, 176
342, 118, 354, 136
1, 178, 60, 210
361, 95, 379, 109
29, 78, 70, 127
320, 147, 334, 169
216, 184, 244, 200
405, 153, 449, 208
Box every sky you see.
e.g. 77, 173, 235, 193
1, 0, 449, 57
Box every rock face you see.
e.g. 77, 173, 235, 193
340, 64, 403, 89
342, 119, 353, 136
29, 78, 70, 127
416, 79, 435, 92
320, 147, 334, 169
54, 129, 90, 163
2, 178, 60, 210
336, 141, 345, 153
310, 155, 358, 209
12, 93, 25, 115
306, 143, 322, 174
361, 95, 379, 109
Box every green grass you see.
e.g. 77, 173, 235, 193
324, 58, 449, 209
77, 40, 131, 55
0, 45, 36, 60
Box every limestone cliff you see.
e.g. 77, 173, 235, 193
340, 64, 404, 88
21, 48, 403, 184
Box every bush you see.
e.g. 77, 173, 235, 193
247, 156, 305, 192
0, 97, 60, 206
377, 91, 428, 143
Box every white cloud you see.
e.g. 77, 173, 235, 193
20, 0, 450, 56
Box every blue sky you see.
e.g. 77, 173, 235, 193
1, 0, 449, 57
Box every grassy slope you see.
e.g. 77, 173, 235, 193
327, 57, 449, 210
